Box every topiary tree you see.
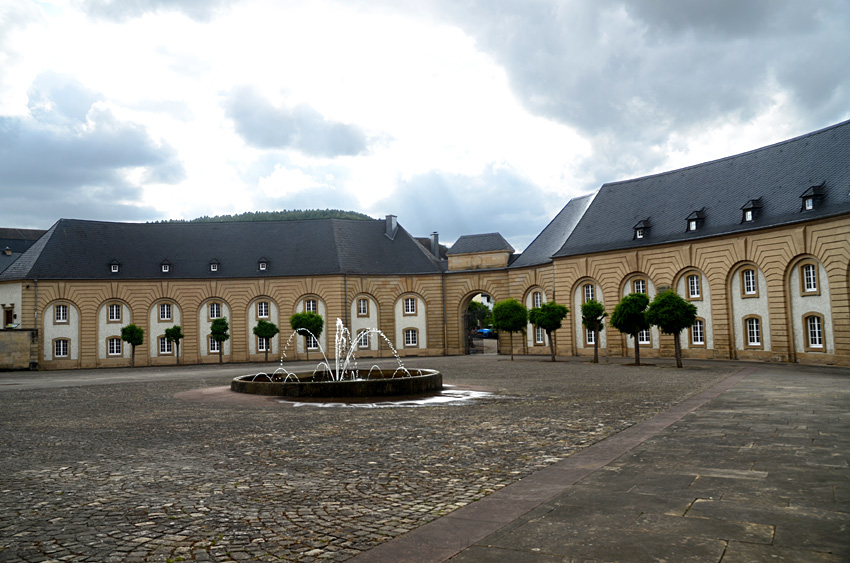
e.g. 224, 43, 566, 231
164, 325, 184, 365
646, 290, 698, 368
610, 293, 650, 366
467, 300, 491, 330
120, 324, 144, 367
253, 319, 280, 362
290, 312, 324, 360
581, 300, 607, 364
528, 301, 569, 362
210, 317, 230, 364
492, 298, 528, 360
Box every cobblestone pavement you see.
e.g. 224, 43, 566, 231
0, 355, 737, 562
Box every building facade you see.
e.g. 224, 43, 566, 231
2, 120, 849, 369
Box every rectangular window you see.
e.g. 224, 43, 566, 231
357, 298, 369, 317
586, 328, 595, 345
743, 269, 757, 296
404, 329, 418, 347
807, 316, 823, 349
257, 337, 268, 352
209, 302, 221, 319
804, 197, 813, 210
160, 303, 172, 321
744, 209, 753, 222
535, 326, 545, 344
746, 317, 761, 346
688, 219, 698, 231
108, 337, 121, 355
583, 284, 594, 303
111, 264, 119, 273
209, 336, 220, 353
305, 299, 317, 313
691, 320, 705, 345
306, 335, 318, 350
687, 274, 700, 299
108, 304, 121, 322
635, 228, 644, 239
257, 301, 269, 318
532, 292, 542, 308
633, 279, 646, 294
210, 263, 218, 272
54, 339, 69, 358
802, 264, 817, 293
162, 264, 170, 273
55, 304, 68, 323
404, 297, 416, 315
358, 332, 370, 348
160, 337, 172, 355
638, 329, 650, 345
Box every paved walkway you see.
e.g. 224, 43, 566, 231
356, 364, 850, 562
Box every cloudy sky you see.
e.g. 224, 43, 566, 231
1, 0, 848, 249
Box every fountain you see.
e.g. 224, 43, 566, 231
231, 319, 442, 399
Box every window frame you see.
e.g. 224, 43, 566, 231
358, 331, 370, 349
803, 197, 814, 211
744, 209, 753, 222
257, 301, 270, 319
107, 303, 122, 323
635, 228, 644, 239
161, 263, 171, 273
803, 313, 825, 352
740, 268, 759, 298
532, 291, 543, 308
357, 298, 369, 317
688, 219, 698, 232
637, 328, 651, 346
159, 336, 173, 355
534, 326, 545, 345
632, 278, 647, 295
799, 262, 820, 296
689, 318, 706, 348
743, 315, 763, 349
54, 303, 68, 324
304, 298, 318, 313
110, 264, 120, 274
583, 283, 595, 304
585, 328, 596, 346
403, 328, 419, 347
159, 302, 173, 322
403, 297, 416, 316
53, 338, 69, 358
306, 334, 319, 350
210, 263, 219, 272
209, 301, 222, 320
257, 336, 269, 353
686, 273, 702, 301
107, 337, 122, 356
209, 335, 221, 353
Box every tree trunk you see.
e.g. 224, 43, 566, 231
634, 334, 641, 366
674, 332, 683, 368
176, 342, 180, 365
264, 345, 269, 362
548, 330, 556, 362
218, 345, 223, 364
592, 329, 599, 363
131, 346, 135, 367
509, 332, 514, 361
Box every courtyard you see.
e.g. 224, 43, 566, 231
0, 355, 847, 562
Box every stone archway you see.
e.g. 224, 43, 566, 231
462, 292, 497, 355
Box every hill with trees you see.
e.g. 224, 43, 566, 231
155, 209, 374, 223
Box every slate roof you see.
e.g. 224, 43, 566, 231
510, 193, 595, 268
554, 119, 850, 258
0, 218, 443, 281
446, 233, 515, 255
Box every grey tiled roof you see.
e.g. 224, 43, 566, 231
554, 119, 850, 258
1, 218, 443, 281
510, 194, 594, 268
447, 233, 515, 255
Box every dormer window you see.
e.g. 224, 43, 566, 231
258, 258, 269, 271
741, 198, 762, 223
109, 259, 121, 274
633, 218, 650, 240
686, 209, 705, 232
161, 260, 172, 273
210, 259, 220, 273
800, 182, 824, 211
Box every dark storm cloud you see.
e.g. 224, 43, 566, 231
0, 74, 183, 227
375, 165, 562, 249
78, 0, 234, 22
224, 87, 369, 158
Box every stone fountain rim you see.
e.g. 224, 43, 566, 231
230, 368, 442, 398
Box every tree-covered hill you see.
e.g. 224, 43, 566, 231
154, 209, 375, 223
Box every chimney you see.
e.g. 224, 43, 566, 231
430, 232, 440, 257
385, 215, 398, 240
3, 247, 11, 256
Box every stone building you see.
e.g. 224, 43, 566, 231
1, 120, 848, 369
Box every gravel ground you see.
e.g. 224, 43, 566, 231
0, 355, 739, 562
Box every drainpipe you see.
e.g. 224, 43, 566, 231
442, 272, 447, 356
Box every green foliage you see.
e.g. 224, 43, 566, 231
253, 319, 280, 361
610, 293, 650, 365
646, 290, 698, 368
492, 299, 528, 360
210, 317, 230, 364
290, 312, 324, 359
120, 324, 144, 367
154, 209, 374, 224
581, 300, 607, 363
528, 301, 569, 362
467, 300, 491, 329
164, 325, 184, 365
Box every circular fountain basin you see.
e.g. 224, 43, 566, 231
231, 369, 442, 399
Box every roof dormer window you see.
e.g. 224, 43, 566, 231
210, 259, 220, 273
258, 257, 269, 271
633, 218, 650, 240
161, 260, 172, 273
741, 198, 762, 223
686, 209, 705, 232
800, 182, 824, 211
109, 259, 120, 274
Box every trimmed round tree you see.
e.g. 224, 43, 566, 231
492, 298, 528, 361
290, 312, 324, 361
253, 319, 280, 362
646, 290, 698, 368
610, 293, 650, 366
580, 299, 607, 364
164, 325, 184, 365
210, 317, 230, 364
120, 324, 144, 367
528, 301, 569, 362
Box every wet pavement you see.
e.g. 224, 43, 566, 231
1, 356, 846, 562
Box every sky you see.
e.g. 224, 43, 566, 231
1, 0, 849, 250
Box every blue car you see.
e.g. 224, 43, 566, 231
477, 328, 496, 338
